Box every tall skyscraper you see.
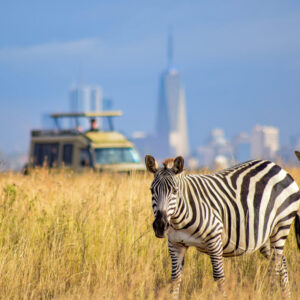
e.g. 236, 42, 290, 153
251, 125, 279, 160
155, 32, 189, 158
70, 85, 102, 129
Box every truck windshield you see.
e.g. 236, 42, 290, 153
94, 147, 140, 164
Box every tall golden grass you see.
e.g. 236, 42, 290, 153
0, 167, 299, 299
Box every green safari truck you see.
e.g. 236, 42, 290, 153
28, 111, 145, 173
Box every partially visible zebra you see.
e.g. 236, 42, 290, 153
295, 150, 300, 162
145, 155, 300, 299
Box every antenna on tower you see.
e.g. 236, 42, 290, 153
167, 26, 173, 69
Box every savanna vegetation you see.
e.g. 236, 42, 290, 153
0, 167, 299, 299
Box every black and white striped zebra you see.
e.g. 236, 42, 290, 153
145, 155, 300, 299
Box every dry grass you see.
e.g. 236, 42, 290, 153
0, 167, 299, 299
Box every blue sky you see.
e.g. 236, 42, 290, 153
1, 0, 300, 154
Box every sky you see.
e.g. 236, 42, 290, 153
1, 0, 300, 154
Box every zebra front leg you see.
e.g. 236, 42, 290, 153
206, 234, 226, 298
168, 240, 188, 300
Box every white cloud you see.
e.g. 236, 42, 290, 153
0, 36, 165, 75
1, 13, 300, 73
0, 38, 105, 62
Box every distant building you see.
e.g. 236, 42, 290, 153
70, 85, 102, 130
155, 32, 189, 159
197, 128, 232, 169
233, 132, 251, 163
102, 98, 114, 131
251, 125, 279, 160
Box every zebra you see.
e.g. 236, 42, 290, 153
145, 155, 300, 299
295, 150, 300, 162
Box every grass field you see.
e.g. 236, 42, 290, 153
0, 167, 299, 299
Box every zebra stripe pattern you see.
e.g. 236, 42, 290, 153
145, 155, 300, 299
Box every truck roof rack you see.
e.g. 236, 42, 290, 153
49, 111, 122, 131
50, 111, 122, 118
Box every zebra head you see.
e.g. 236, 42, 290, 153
145, 155, 184, 238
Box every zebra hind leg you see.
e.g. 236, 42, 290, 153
269, 222, 293, 298
268, 251, 291, 298
269, 240, 291, 298
168, 241, 188, 300
278, 254, 291, 298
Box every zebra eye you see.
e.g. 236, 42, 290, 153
172, 187, 178, 194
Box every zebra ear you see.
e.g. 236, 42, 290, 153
172, 156, 184, 174
145, 155, 158, 173
295, 151, 300, 162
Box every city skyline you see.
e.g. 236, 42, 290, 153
155, 31, 189, 158
196, 125, 282, 169
1, 1, 300, 159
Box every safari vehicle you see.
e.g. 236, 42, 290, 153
28, 111, 145, 172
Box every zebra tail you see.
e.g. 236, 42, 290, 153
295, 211, 300, 250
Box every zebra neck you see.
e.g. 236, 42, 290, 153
171, 175, 205, 228
171, 174, 221, 231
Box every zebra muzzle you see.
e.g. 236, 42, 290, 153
153, 211, 169, 238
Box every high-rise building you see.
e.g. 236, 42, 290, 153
70, 85, 102, 130
197, 128, 232, 169
251, 125, 279, 160
233, 132, 251, 163
155, 32, 189, 158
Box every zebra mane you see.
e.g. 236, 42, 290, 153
214, 159, 264, 176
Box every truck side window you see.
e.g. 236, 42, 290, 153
63, 144, 73, 165
34, 143, 59, 167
